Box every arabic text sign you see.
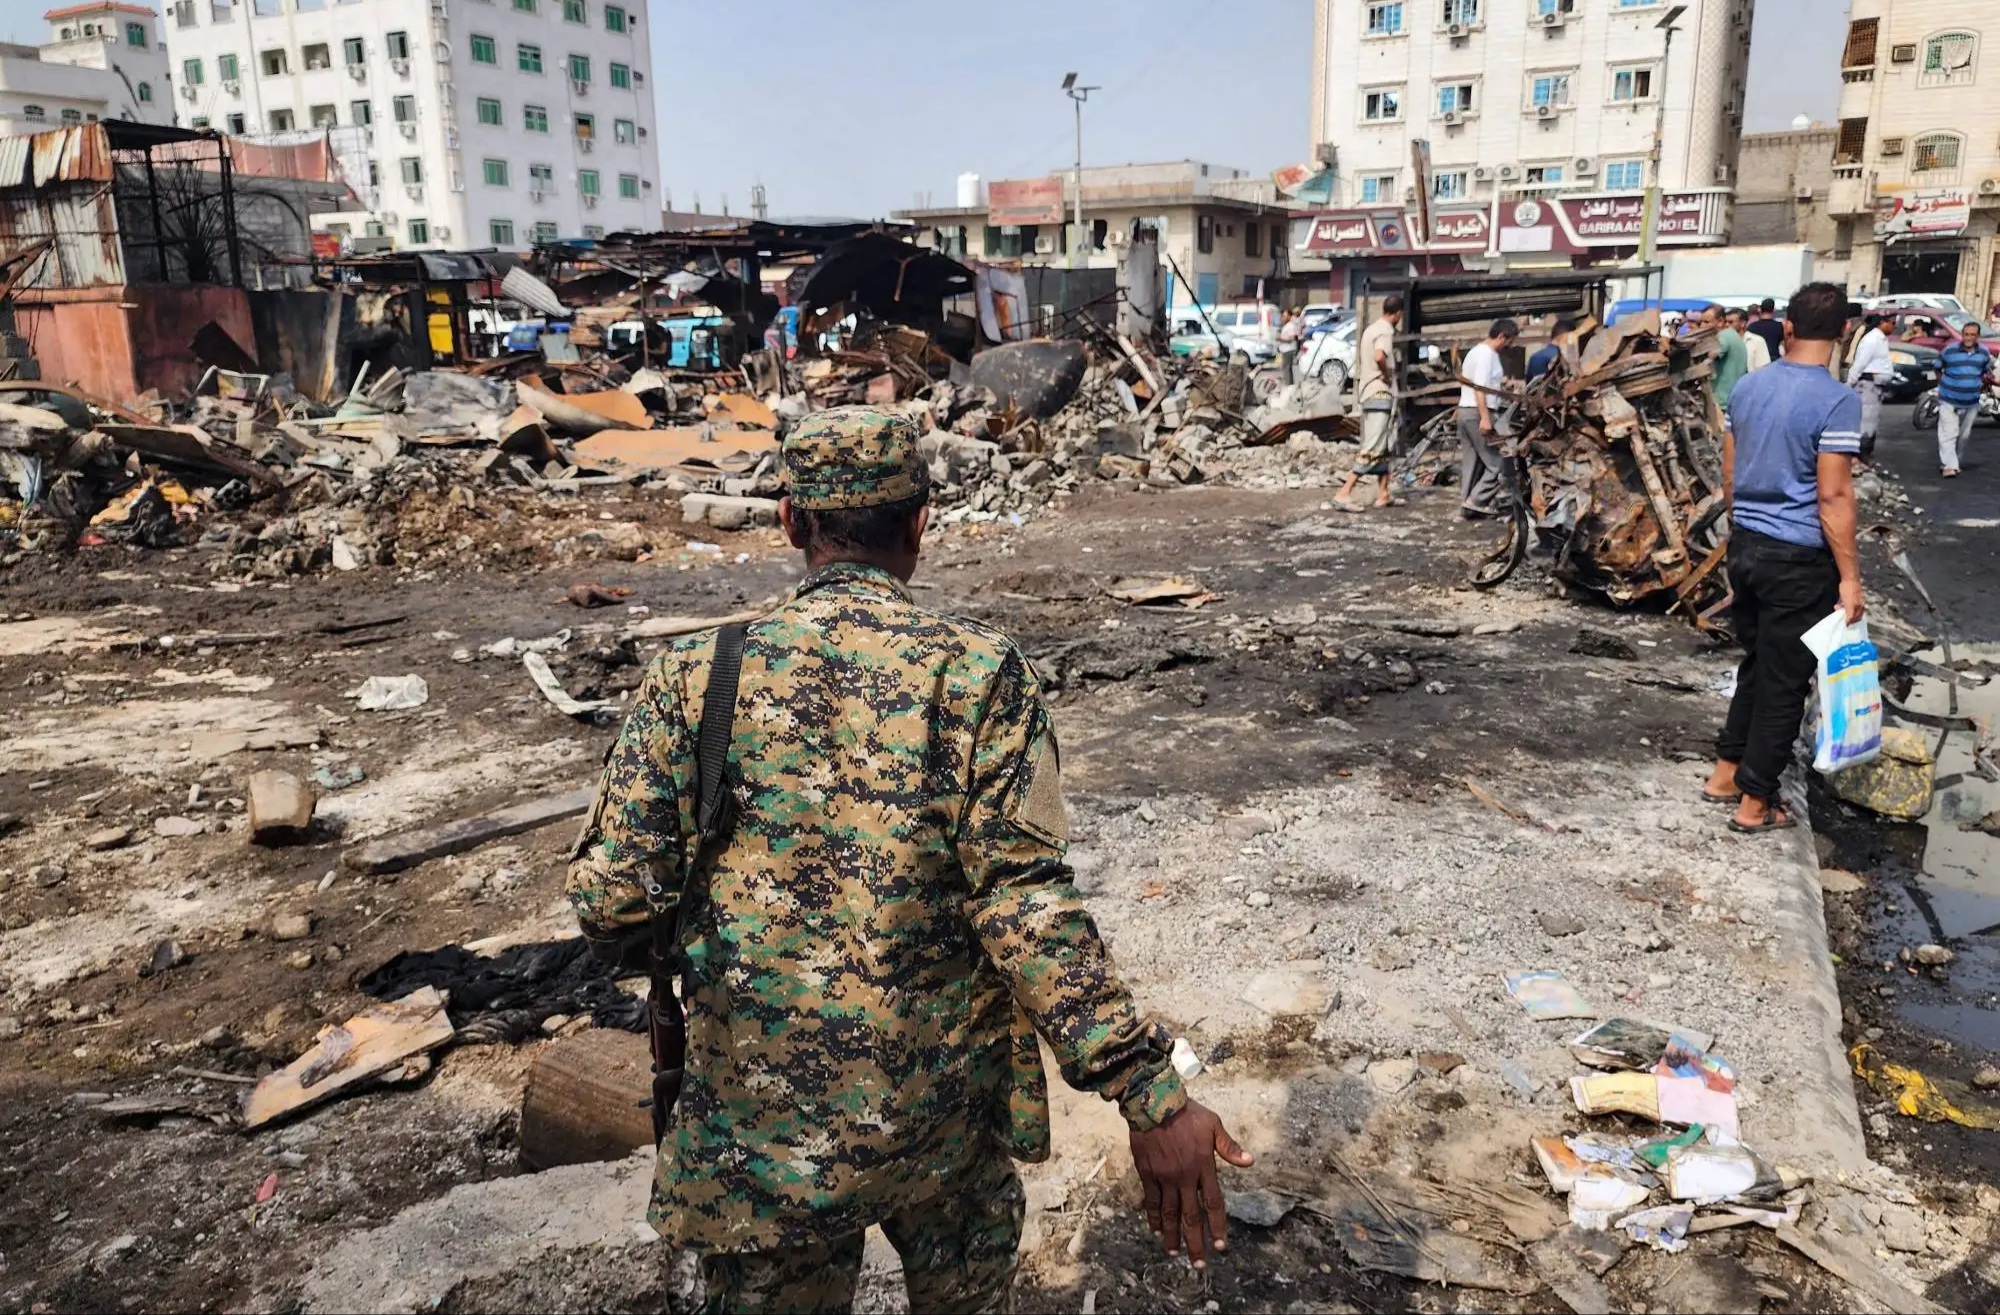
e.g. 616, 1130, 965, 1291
1497, 191, 1723, 252
987, 177, 1066, 227
1303, 210, 1403, 254
1428, 207, 1489, 250
1876, 188, 1971, 238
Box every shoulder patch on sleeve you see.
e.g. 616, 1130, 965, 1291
1007, 736, 1069, 848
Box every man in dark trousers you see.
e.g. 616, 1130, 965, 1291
1747, 297, 1786, 363
1703, 283, 1866, 833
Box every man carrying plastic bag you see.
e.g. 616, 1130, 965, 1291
1703, 283, 1869, 834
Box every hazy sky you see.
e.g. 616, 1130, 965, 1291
5, 0, 1847, 216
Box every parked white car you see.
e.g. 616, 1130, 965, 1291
1299, 316, 1359, 390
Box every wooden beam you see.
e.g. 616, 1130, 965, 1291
343, 785, 595, 874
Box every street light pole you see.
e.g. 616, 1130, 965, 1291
1062, 72, 1099, 269
1638, 4, 1687, 265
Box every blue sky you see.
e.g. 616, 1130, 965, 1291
7, 0, 1844, 217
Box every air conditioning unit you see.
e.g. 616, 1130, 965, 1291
1033, 234, 1057, 255
582, 194, 598, 208
1314, 141, 1339, 166
1881, 136, 1904, 157
1713, 162, 1732, 183
1573, 156, 1597, 176
1497, 162, 1520, 180
434, 224, 451, 239
1890, 42, 1917, 63
398, 121, 417, 137
1542, 12, 1565, 28
348, 64, 366, 81
222, 79, 240, 95
390, 57, 409, 74
378, 211, 397, 224
1796, 186, 1814, 200
577, 137, 593, 152
1403, 186, 1418, 202
1536, 103, 1556, 120
1442, 109, 1464, 126
530, 186, 549, 201
1446, 21, 1465, 38
571, 78, 588, 96
405, 184, 423, 200
1472, 165, 1493, 181
180, 83, 197, 100
1981, 178, 2000, 196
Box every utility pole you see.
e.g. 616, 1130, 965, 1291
1062, 72, 1099, 269
1638, 4, 1687, 265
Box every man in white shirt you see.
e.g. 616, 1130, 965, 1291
1278, 309, 1305, 384
1730, 308, 1771, 372
1335, 295, 1404, 510
1457, 318, 1519, 517
1844, 312, 1892, 460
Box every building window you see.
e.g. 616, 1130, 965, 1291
519, 42, 542, 73
613, 116, 635, 143
1196, 214, 1214, 254
302, 42, 330, 69
21, 105, 45, 121
1912, 131, 1963, 172
568, 54, 591, 82
578, 168, 600, 196
310, 103, 337, 126
1603, 157, 1645, 189
351, 99, 372, 124
1842, 17, 1878, 69
386, 30, 410, 60
524, 104, 549, 132
190, 115, 210, 128
1835, 117, 1868, 165
604, 4, 626, 30
1529, 73, 1571, 108
60, 109, 83, 125
608, 61, 630, 88
1359, 173, 1396, 203
1525, 163, 1564, 185
1610, 66, 1655, 101
393, 94, 415, 121
365, 159, 378, 185
574, 112, 595, 137
343, 37, 364, 66
529, 162, 554, 194
261, 48, 287, 75
533, 221, 558, 242
513, 0, 536, 10
217, 52, 238, 80
470, 33, 496, 63
1432, 170, 1469, 199
136, 81, 154, 102
1365, 2, 1403, 35
1245, 222, 1262, 258
211, 0, 233, 18
1537, 0, 1576, 14
125, 21, 148, 46
1441, 0, 1478, 26
476, 97, 502, 125
618, 172, 639, 198
227, 112, 246, 132
409, 218, 429, 244
182, 56, 205, 84
491, 219, 515, 244
483, 158, 509, 186
1363, 88, 1401, 121
1921, 31, 1978, 88
268, 107, 293, 130
1616, 0, 1659, 6
1437, 81, 1475, 115
563, 0, 585, 21
401, 156, 423, 184
582, 224, 605, 238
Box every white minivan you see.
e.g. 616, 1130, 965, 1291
1210, 302, 1283, 347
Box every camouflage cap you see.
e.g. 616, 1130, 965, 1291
782, 405, 930, 511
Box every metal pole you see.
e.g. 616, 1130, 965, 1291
1072, 93, 1084, 269
1638, 16, 1681, 264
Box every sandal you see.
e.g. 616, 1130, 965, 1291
1943, 468, 1960, 478
1332, 499, 1368, 514
1727, 810, 1797, 834
1701, 790, 1741, 806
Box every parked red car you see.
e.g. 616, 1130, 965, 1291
1879, 307, 2000, 355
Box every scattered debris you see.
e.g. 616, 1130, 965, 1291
522, 652, 614, 719
248, 770, 315, 844
242, 987, 454, 1129
1851, 1043, 2000, 1131
343, 786, 595, 875
354, 674, 430, 711
564, 582, 633, 609
1826, 725, 1934, 820
1505, 970, 1595, 1021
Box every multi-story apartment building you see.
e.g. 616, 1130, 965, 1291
160, 0, 658, 252
0, 4, 173, 137
1830, 4, 1999, 305
1304, 0, 1751, 298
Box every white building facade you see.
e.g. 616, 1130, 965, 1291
1303, 0, 1751, 295
160, 0, 658, 251
0, 3, 173, 137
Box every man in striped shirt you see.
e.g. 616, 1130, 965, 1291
1935, 320, 1992, 478
1703, 283, 1866, 834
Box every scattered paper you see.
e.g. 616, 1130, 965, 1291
522, 651, 613, 718
1617, 1203, 1692, 1252
354, 674, 429, 711
1506, 970, 1596, 1021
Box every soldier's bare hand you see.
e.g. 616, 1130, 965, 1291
1130, 1100, 1253, 1269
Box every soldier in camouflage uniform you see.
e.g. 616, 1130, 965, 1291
567, 405, 1251, 1314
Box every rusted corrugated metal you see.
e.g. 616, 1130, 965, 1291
0, 135, 29, 190
25, 125, 112, 186
0, 185, 125, 289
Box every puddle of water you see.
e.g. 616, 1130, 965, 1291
1901, 644, 2000, 940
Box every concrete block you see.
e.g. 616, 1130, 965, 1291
249, 770, 315, 845
681, 493, 780, 531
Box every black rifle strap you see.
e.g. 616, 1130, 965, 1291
651, 623, 748, 963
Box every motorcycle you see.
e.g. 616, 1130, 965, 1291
1913, 387, 2000, 429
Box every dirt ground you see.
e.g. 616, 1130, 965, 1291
2, 468, 1994, 1313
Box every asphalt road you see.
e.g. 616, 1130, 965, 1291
1866, 398, 2000, 643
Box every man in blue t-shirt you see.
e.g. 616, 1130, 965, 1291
1703, 282, 1865, 834
1935, 320, 1992, 477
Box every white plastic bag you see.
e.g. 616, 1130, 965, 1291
1801, 609, 1882, 774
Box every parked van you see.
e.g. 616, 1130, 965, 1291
1209, 301, 1283, 347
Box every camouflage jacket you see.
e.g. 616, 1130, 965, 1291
566, 561, 1186, 1252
